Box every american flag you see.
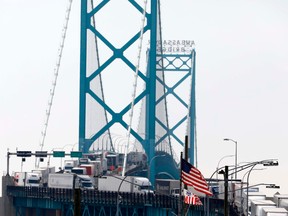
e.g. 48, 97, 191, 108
183, 189, 203, 205
181, 158, 212, 196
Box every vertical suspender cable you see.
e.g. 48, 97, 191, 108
90, 0, 114, 152
36, 0, 73, 168
157, 0, 173, 156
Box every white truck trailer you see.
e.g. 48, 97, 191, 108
48, 173, 94, 189
262, 207, 288, 216
97, 176, 152, 193
155, 179, 180, 195
242, 191, 267, 215
274, 194, 288, 209
251, 200, 276, 216
48, 173, 75, 189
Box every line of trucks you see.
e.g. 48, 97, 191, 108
13, 170, 153, 193
11, 155, 182, 196
216, 182, 288, 216
11, 158, 156, 193
11, 162, 180, 195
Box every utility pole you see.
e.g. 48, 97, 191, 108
182, 136, 189, 215
224, 166, 229, 216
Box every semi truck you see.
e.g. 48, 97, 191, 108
262, 207, 288, 216
71, 167, 87, 175
274, 194, 288, 209
13, 172, 41, 187
48, 173, 94, 189
80, 164, 95, 176
77, 175, 94, 189
80, 161, 103, 177
48, 173, 75, 189
32, 167, 55, 187
242, 191, 267, 215
155, 179, 180, 195
97, 176, 152, 193
251, 200, 276, 216
63, 160, 78, 172
91, 160, 103, 176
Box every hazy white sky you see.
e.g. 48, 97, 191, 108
1, 0, 288, 196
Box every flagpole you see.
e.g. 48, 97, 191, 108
179, 152, 183, 216
184, 135, 189, 161
183, 136, 189, 215
185, 204, 191, 216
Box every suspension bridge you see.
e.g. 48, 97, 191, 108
76, 0, 196, 180
2, 1, 226, 215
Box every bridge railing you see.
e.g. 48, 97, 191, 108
7, 186, 180, 208
6, 186, 227, 214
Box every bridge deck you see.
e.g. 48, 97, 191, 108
6, 186, 226, 216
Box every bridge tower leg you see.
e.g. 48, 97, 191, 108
78, 0, 196, 181
78, 0, 158, 182
155, 50, 196, 165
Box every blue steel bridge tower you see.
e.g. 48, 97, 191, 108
78, 0, 196, 184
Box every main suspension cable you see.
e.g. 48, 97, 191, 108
36, 0, 73, 168
122, 0, 148, 176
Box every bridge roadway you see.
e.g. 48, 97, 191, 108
5, 185, 225, 216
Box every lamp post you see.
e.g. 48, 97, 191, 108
216, 155, 234, 179
148, 154, 165, 180
224, 138, 238, 180
115, 169, 147, 216
245, 160, 278, 216
116, 175, 129, 216
219, 166, 229, 216
240, 168, 266, 215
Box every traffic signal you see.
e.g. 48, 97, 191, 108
16, 151, 32, 157
35, 151, 48, 157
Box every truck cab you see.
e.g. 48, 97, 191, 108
133, 177, 153, 193
64, 160, 78, 173
171, 188, 180, 196
26, 173, 41, 187
77, 175, 94, 189
71, 167, 87, 175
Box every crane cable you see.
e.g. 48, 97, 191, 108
36, 0, 73, 168
122, 0, 148, 176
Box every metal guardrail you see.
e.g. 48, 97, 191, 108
6, 186, 229, 215
7, 186, 180, 208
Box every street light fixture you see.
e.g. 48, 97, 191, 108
223, 138, 238, 180
240, 168, 266, 215
245, 159, 278, 216
266, 184, 280, 189
216, 155, 234, 179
